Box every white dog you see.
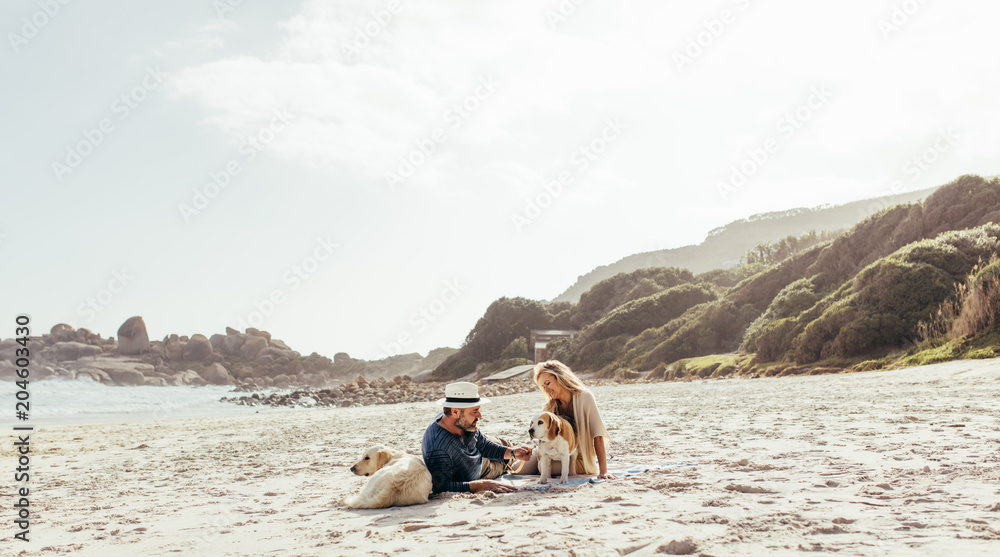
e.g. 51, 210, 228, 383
528, 412, 578, 485
341, 445, 433, 509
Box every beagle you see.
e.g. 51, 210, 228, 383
528, 411, 578, 484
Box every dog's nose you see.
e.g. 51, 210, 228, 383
528, 428, 534, 436
350, 465, 356, 473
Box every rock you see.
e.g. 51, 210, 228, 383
284, 360, 304, 376
240, 335, 269, 358
234, 366, 254, 380
77, 368, 113, 384
222, 333, 247, 356
78, 358, 154, 385
184, 334, 214, 361
270, 338, 292, 351
114, 368, 146, 385
273, 374, 291, 388
144, 377, 168, 387
209, 334, 226, 351
117, 316, 150, 355
260, 347, 297, 359
225, 326, 240, 335
50, 323, 76, 342
246, 328, 271, 341
164, 340, 184, 361
51, 341, 102, 361
356, 375, 368, 387
334, 352, 351, 364
201, 363, 232, 385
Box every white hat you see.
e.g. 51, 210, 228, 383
436, 382, 490, 408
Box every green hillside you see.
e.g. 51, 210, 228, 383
435, 175, 1000, 381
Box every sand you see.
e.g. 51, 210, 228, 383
8, 358, 1000, 556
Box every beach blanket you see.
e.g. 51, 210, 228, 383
501, 461, 696, 491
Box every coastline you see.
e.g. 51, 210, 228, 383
8, 358, 1000, 556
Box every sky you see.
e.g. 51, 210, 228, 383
3, 0, 998, 361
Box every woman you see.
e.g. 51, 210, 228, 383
521, 360, 616, 479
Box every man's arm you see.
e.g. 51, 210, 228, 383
423, 449, 470, 493
476, 434, 511, 462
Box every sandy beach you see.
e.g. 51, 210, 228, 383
9, 358, 1000, 556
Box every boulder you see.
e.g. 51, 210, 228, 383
116, 369, 147, 385
174, 370, 207, 386
164, 340, 185, 361
222, 333, 247, 356
240, 335, 269, 358
51, 341, 102, 361
117, 316, 150, 355
209, 334, 226, 351
50, 323, 76, 342
260, 347, 297, 359
270, 339, 292, 351
77, 368, 113, 384
184, 334, 214, 361
144, 377, 168, 387
246, 328, 271, 341
272, 374, 291, 388
225, 326, 240, 336
201, 363, 232, 385
334, 352, 351, 364
284, 360, 304, 376
82, 359, 154, 385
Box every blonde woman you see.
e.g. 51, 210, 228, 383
520, 360, 617, 479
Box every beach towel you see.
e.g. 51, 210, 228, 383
500, 461, 696, 491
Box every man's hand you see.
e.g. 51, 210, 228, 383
512, 446, 533, 461
469, 480, 517, 494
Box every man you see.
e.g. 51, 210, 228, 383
421, 382, 532, 494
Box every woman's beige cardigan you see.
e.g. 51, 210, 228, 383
547, 389, 610, 474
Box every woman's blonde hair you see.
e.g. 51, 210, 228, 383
533, 360, 588, 413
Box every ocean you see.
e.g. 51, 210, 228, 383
0, 377, 291, 425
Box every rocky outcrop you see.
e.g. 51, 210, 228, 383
117, 316, 150, 355
0, 317, 457, 391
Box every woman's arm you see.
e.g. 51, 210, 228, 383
593, 435, 617, 479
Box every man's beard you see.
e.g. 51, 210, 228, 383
455, 415, 479, 432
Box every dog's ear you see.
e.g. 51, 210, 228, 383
376, 448, 393, 470
547, 413, 559, 442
